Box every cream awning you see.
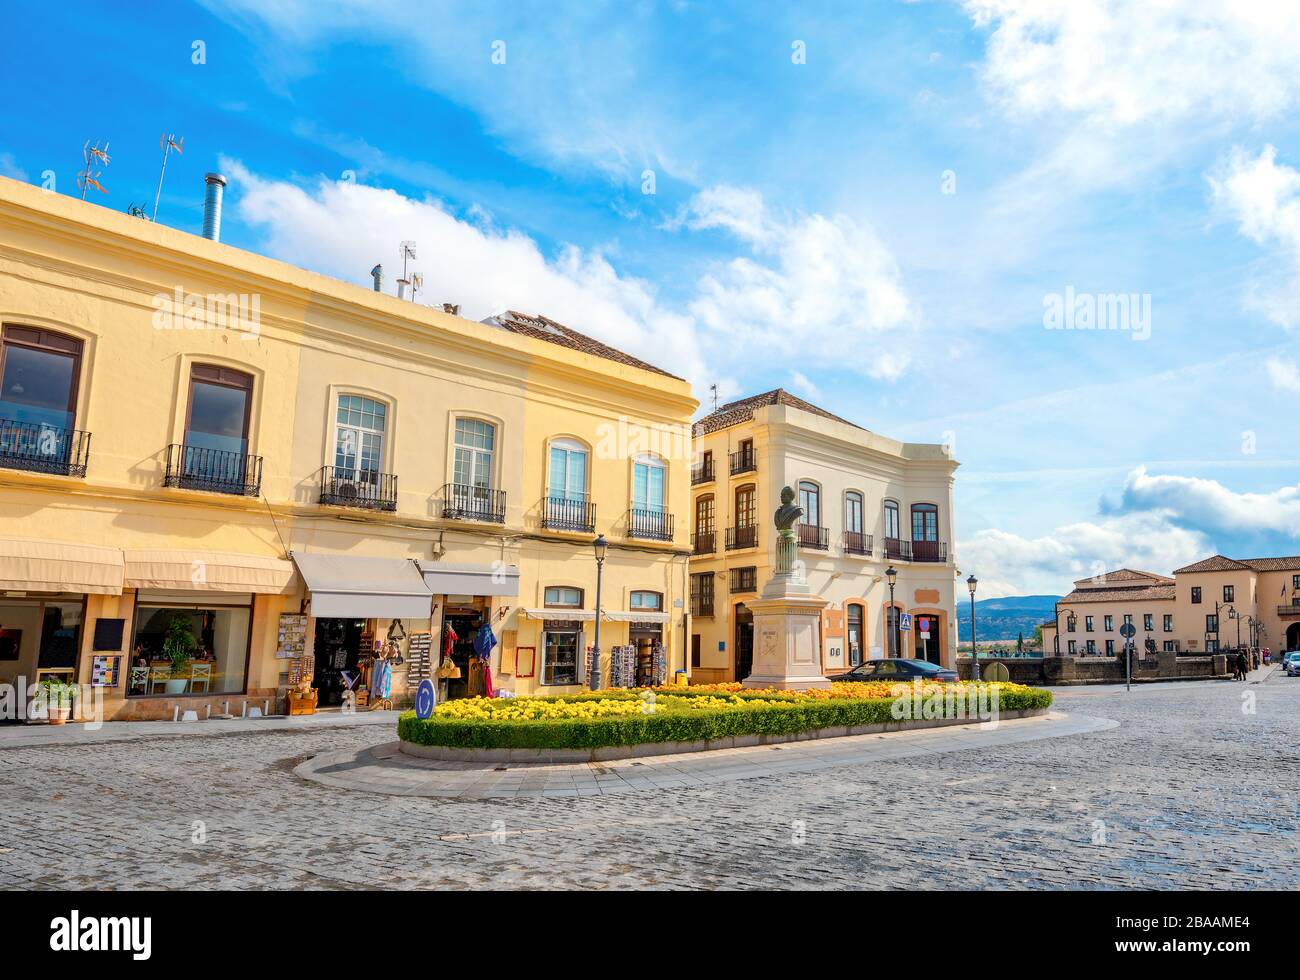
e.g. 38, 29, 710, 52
124, 549, 294, 594
603, 610, 671, 623
292, 552, 433, 620
418, 561, 520, 597
0, 537, 124, 594
521, 608, 597, 621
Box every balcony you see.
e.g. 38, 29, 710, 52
0, 419, 90, 477
627, 507, 674, 542
883, 537, 909, 561
690, 594, 714, 618
691, 458, 715, 485
442, 483, 506, 524
164, 444, 262, 496
319, 466, 397, 511
542, 495, 596, 533
731, 566, 758, 593
911, 539, 948, 563
729, 447, 757, 476
843, 530, 873, 556
725, 524, 758, 550
1278, 604, 1300, 618
691, 530, 716, 555
797, 524, 829, 550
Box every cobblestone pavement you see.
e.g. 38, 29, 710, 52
2, 675, 1297, 890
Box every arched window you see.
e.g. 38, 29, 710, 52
632, 453, 666, 513
883, 499, 901, 540
454, 417, 496, 489
911, 503, 938, 542
845, 491, 863, 533
798, 480, 821, 526
548, 437, 588, 501
0, 325, 83, 431
335, 394, 386, 479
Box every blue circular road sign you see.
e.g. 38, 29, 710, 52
415, 679, 436, 719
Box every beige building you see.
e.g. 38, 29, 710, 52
0, 174, 695, 720
687, 389, 959, 682
1042, 555, 1300, 657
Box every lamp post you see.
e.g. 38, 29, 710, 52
590, 534, 607, 690
967, 574, 979, 681
1229, 605, 1241, 651
886, 565, 898, 658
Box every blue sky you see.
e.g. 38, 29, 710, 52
3, 1, 1300, 595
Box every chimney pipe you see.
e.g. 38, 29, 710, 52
202, 173, 227, 242
396, 277, 409, 300
370, 264, 383, 292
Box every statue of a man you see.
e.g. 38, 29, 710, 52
774, 485, 803, 532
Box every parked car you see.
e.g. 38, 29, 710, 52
1284, 652, 1300, 677
829, 658, 959, 683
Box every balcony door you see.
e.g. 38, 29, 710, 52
0, 326, 83, 471
549, 439, 588, 502
335, 394, 386, 488
633, 456, 665, 513
911, 503, 939, 561
185, 365, 252, 457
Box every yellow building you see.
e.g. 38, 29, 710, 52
0, 174, 695, 720
687, 389, 960, 681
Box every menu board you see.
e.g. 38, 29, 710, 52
277, 614, 309, 659
90, 655, 121, 687
406, 631, 433, 684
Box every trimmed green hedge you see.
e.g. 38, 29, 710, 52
398, 686, 1054, 751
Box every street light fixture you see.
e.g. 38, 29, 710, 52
886, 565, 898, 658
590, 534, 607, 690
967, 574, 979, 681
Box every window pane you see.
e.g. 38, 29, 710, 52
0, 345, 76, 429
543, 630, 578, 685
186, 381, 248, 454
130, 605, 250, 695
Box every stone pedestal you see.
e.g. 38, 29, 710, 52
740, 569, 831, 690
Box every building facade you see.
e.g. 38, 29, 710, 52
1042, 556, 1300, 657
0, 175, 695, 720
687, 390, 959, 682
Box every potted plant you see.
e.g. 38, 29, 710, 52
36, 679, 78, 724
162, 615, 197, 695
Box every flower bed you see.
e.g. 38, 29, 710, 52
397, 682, 1053, 752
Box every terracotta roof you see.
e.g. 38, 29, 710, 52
1238, 556, 1300, 572
483, 311, 681, 380
1072, 568, 1174, 588
1172, 555, 1254, 574
1060, 584, 1177, 604
692, 388, 863, 436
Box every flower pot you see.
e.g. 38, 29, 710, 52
48, 706, 70, 725
164, 679, 188, 695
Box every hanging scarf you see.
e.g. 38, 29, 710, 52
473, 623, 497, 661
443, 623, 458, 660
483, 664, 494, 699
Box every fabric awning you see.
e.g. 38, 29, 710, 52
124, 549, 294, 594
292, 552, 433, 620
418, 561, 520, 597
521, 608, 597, 621
0, 537, 124, 594
603, 610, 671, 623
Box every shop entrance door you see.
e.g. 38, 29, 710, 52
914, 615, 941, 664
313, 618, 365, 706
734, 603, 754, 681
443, 606, 484, 700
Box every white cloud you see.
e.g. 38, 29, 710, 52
1118, 465, 1300, 537
1266, 356, 1300, 393
1209, 145, 1300, 328
221, 163, 917, 391
960, 511, 1208, 597
789, 371, 821, 401
0, 152, 27, 182
964, 0, 1300, 127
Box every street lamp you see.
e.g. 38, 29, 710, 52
886, 565, 898, 658
590, 534, 607, 690
967, 574, 979, 681
1228, 605, 1241, 651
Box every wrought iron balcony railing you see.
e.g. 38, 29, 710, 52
911, 539, 948, 563
542, 495, 596, 533
0, 419, 90, 477
691, 458, 715, 484
164, 444, 262, 496
627, 507, 674, 541
730, 566, 758, 593
691, 530, 716, 555
729, 447, 757, 475
797, 524, 829, 550
843, 530, 873, 556
725, 524, 758, 550
690, 595, 714, 618
442, 483, 506, 524
319, 466, 397, 511
1278, 604, 1300, 618
884, 536, 910, 561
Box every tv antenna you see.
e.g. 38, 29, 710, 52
709, 383, 719, 411
409, 273, 424, 302
77, 141, 111, 200
399, 241, 417, 281
153, 133, 184, 220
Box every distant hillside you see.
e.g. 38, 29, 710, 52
956, 595, 1061, 643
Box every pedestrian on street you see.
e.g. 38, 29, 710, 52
1237, 650, 1249, 680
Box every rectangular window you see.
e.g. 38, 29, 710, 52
630, 591, 661, 610
544, 586, 582, 608
689, 572, 714, 616
0, 326, 82, 431
1163, 614, 1173, 632
1086, 640, 1096, 654
691, 634, 701, 669
911, 504, 938, 542
128, 596, 252, 697
549, 442, 588, 501
845, 492, 863, 535
798, 482, 820, 527
847, 604, 864, 667
1206, 614, 1218, 633
695, 495, 714, 536
735, 485, 756, 527
1207, 639, 1219, 653
1191, 587, 1202, 604
1067, 639, 1077, 654
731, 566, 758, 592
1143, 614, 1154, 631
1223, 585, 1234, 603
884, 501, 900, 540
541, 629, 579, 686
185, 365, 251, 456
454, 418, 495, 488
1104, 615, 1114, 632
1293, 575, 1300, 590
1163, 640, 1176, 652
1105, 639, 1114, 655
1067, 616, 1076, 633
633, 458, 665, 512
335, 394, 386, 478
1085, 616, 1094, 632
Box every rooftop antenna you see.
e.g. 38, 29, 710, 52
77, 140, 111, 200
153, 133, 184, 221
709, 383, 719, 412
409, 272, 424, 302
399, 241, 417, 282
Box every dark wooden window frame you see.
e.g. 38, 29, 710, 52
0, 324, 84, 420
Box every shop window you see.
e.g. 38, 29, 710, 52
846, 603, 864, 667
128, 595, 252, 696
630, 590, 662, 610
544, 586, 583, 608
541, 628, 579, 685
454, 418, 496, 488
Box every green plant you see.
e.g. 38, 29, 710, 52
162, 615, 198, 673
37, 679, 78, 709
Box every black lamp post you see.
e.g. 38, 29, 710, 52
967, 574, 979, 680
590, 534, 607, 690
886, 565, 898, 658
1228, 605, 1241, 651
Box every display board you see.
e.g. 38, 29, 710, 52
276, 614, 309, 659
406, 631, 433, 684
92, 618, 125, 652
89, 655, 121, 687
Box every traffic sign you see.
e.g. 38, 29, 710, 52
1119, 622, 1136, 639
899, 613, 912, 632
415, 679, 437, 719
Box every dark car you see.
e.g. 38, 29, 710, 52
828, 657, 959, 683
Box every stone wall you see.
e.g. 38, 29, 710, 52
958, 654, 1230, 685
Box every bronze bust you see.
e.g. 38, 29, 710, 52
774, 485, 803, 531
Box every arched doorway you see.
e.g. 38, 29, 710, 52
734, 603, 754, 681
1287, 622, 1300, 652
